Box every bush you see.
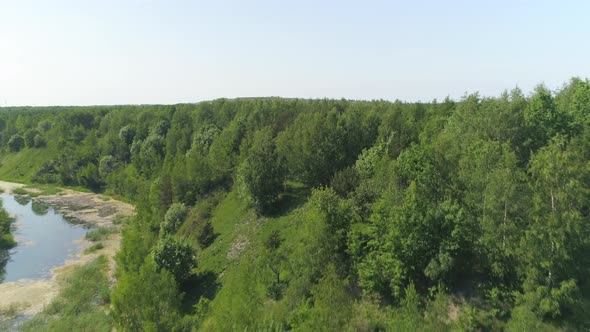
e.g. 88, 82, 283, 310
84, 242, 105, 254
161, 203, 187, 235
32, 160, 59, 184
330, 166, 360, 198
11, 188, 29, 196
111, 259, 181, 331
24, 129, 40, 148
77, 163, 101, 191
85, 226, 116, 242
153, 236, 196, 284
197, 221, 215, 248
8, 135, 25, 152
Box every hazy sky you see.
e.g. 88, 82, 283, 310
1, 0, 589, 106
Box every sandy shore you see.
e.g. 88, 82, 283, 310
0, 181, 25, 194
0, 181, 133, 317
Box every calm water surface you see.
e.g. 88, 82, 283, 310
0, 193, 90, 283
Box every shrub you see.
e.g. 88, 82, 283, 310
161, 203, 187, 235
85, 226, 116, 242
84, 242, 105, 254
8, 135, 25, 152
153, 236, 196, 284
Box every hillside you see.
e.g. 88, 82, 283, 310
1, 80, 590, 331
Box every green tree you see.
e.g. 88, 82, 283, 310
24, 128, 40, 148
37, 120, 52, 132
297, 264, 352, 331
111, 259, 181, 331
330, 166, 360, 198
98, 154, 118, 179
161, 202, 188, 235
33, 133, 46, 148
119, 124, 136, 145
524, 85, 562, 151
263, 230, 286, 300
519, 136, 590, 318
276, 110, 351, 185
193, 124, 220, 153
153, 236, 196, 284
7, 134, 25, 152
458, 140, 527, 280
236, 127, 285, 214
569, 79, 590, 131
77, 163, 101, 190
116, 222, 157, 274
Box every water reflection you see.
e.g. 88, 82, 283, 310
13, 195, 30, 206
0, 249, 8, 283
0, 194, 90, 282
31, 201, 49, 216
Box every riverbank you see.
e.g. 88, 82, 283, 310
0, 181, 133, 317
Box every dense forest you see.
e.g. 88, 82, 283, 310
1, 78, 590, 331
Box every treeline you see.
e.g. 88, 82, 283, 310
1, 78, 589, 330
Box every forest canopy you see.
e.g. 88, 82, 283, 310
1, 78, 589, 331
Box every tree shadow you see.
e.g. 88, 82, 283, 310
268, 183, 310, 217
194, 220, 219, 250
180, 270, 221, 314
13, 195, 31, 206
0, 249, 9, 283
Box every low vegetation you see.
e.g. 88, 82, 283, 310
83, 242, 104, 254
10, 187, 28, 196
19, 256, 111, 331
85, 226, 116, 242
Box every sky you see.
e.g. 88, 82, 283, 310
0, 0, 589, 106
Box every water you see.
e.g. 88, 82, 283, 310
0, 193, 90, 283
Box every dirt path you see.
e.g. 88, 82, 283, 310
0, 181, 133, 317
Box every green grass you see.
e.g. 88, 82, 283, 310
4, 185, 62, 197
180, 183, 309, 279
0, 145, 85, 195
0, 147, 56, 183
84, 242, 105, 254
112, 214, 131, 225
27, 184, 63, 196
193, 185, 314, 330
177, 183, 313, 321
193, 190, 252, 275
11, 187, 29, 195
85, 226, 116, 242
19, 256, 112, 332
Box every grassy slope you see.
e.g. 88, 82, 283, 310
175, 183, 312, 329
179, 183, 311, 279
0, 147, 55, 183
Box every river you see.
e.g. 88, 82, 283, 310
0, 193, 90, 284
